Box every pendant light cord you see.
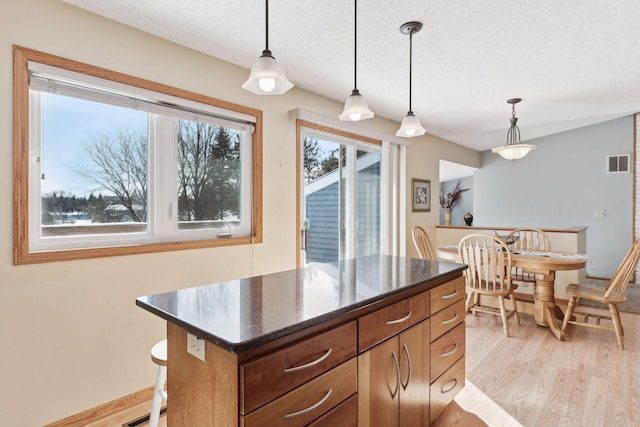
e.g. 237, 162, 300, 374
353, 0, 358, 90
409, 29, 413, 112
265, 0, 269, 51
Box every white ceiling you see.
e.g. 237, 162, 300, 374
62, 0, 640, 152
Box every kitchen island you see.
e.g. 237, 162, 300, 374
136, 255, 467, 426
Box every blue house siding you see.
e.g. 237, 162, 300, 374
305, 161, 380, 263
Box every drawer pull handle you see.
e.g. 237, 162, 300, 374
386, 312, 412, 325
441, 313, 458, 325
284, 348, 333, 373
284, 389, 332, 419
441, 343, 458, 357
441, 289, 458, 299
441, 378, 458, 394
391, 350, 400, 399
401, 343, 412, 390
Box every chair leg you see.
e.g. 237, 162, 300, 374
562, 297, 577, 331
609, 304, 625, 350
465, 290, 474, 312
510, 293, 520, 325
149, 365, 166, 427
498, 296, 509, 337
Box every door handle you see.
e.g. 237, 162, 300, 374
391, 350, 400, 399
301, 229, 307, 251
401, 343, 412, 390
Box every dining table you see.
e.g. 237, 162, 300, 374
437, 245, 589, 340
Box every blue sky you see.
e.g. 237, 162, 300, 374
40, 92, 146, 197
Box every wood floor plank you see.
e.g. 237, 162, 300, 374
462, 309, 640, 427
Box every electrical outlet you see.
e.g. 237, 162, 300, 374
187, 332, 206, 362
595, 210, 606, 218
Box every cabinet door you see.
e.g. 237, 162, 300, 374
357, 337, 399, 427
398, 320, 430, 426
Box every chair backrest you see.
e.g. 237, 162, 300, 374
458, 234, 513, 293
604, 239, 640, 300
412, 226, 436, 260
507, 228, 551, 252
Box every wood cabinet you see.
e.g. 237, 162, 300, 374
358, 320, 430, 427
240, 322, 357, 414
428, 277, 466, 423
162, 272, 466, 426
358, 289, 432, 427
242, 359, 357, 427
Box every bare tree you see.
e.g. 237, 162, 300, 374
82, 130, 148, 222
82, 121, 241, 225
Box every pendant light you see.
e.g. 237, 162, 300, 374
396, 21, 426, 138
491, 98, 537, 160
339, 0, 374, 121
242, 0, 293, 95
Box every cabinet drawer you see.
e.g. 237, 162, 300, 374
308, 395, 357, 427
430, 277, 465, 314
430, 322, 465, 380
358, 291, 430, 352
242, 359, 357, 427
241, 321, 357, 414
430, 299, 465, 342
430, 356, 465, 424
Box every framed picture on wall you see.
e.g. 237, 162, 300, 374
412, 178, 431, 212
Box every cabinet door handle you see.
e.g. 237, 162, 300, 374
441, 289, 458, 299
441, 378, 458, 394
441, 313, 458, 325
441, 343, 459, 357
401, 343, 412, 390
284, 389, 332, 419
284, 348, 333, 373
391, 350, 400, 399
386, 312, 412, 325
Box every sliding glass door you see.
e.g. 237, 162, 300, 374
300, 127, 381, 266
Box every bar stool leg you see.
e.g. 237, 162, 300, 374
149, 365, 166, 427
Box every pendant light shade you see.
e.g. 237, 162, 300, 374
396, 111, 426, 137
339, 0, 373, 121
242, 0, 293, 95
491, 98, 537, 160
340, 89, 374, 121
396, 21, 426, 138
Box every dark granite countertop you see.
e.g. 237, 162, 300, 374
136, 255, 466, 353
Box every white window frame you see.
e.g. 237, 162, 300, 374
13, 46, 263, 264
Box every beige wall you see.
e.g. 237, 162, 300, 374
0, 1, 478, 425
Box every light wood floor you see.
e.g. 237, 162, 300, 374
77, 308, 639, 427
449, 306, 640, 427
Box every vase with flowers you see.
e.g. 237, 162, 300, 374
439, 179, 469, 226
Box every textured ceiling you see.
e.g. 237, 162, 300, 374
62, 0, 640, 152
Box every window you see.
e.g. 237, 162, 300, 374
607, 154, 630, 174
13, 46, 262, 264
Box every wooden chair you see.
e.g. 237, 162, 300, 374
561, 239, 640, 350
412, 226, 436, 260
506, 228, 551, 288
458, 234, 520, 337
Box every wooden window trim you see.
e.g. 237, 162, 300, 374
13, 45, 263, 265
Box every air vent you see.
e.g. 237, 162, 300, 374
123, 407, 166, 427
607, 154, 630, 173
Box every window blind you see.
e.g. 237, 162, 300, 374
28, 61, 255, 133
